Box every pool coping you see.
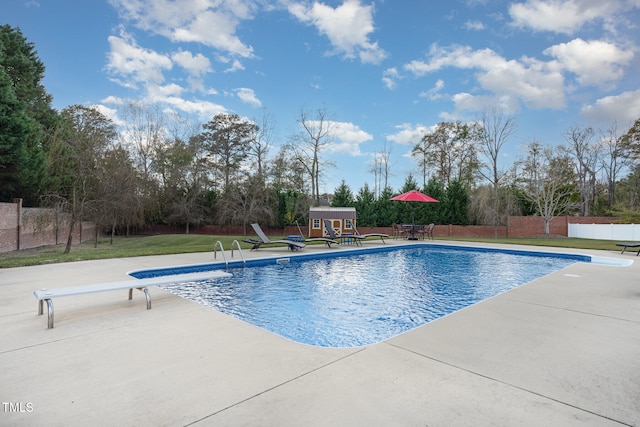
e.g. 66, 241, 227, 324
127, 241, 606, 279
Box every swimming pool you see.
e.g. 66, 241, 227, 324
137, 245, 587, 348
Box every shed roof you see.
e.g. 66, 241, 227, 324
309, 207, 356, 219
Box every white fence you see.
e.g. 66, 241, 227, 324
568, 223, 640, 241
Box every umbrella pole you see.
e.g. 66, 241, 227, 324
408, 205, 417, 240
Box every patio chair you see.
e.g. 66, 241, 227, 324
615, 242, 640, 255
323, 219, 367, 246
392, 223, 407, 239
294, 221, 339, 247
243, 223, 306, 251
426, 223, 435, 240
352, 225, 388, 243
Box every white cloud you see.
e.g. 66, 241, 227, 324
224, 59, 245, 73
101, 95, 125, 105
289, 0, 388, 64
405, 44, 566, 110
543, 38, 634, 86
162, 96, 227, 120
107, 33, 172, 85
105, 29, 230, 122
387, 123, 430, 145
419, 79, 445, 100
108, 0, 255, 58
405, 45, 505, 76
309, 121, 373, 155
580, 89, 640, 124
508, 0, 628, 35
147, 83, 185, 99
448, 93, 520, 116
172, 10, 254, 57
382, 67, 401, 89
91, 104, 123, 126
464, 20, 485, 30
171, 50, 212, 77
235, 88, 262, 107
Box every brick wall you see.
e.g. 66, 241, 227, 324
165, 217, 617, 239
505, 216, 616, 238
0, 200, 96, 252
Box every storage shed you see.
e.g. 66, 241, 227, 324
308, 207, 356, 238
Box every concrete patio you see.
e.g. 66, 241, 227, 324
1, 240, 639, 426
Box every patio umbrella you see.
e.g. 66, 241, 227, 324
390, 189, 439, 203
390, 189, 439, 239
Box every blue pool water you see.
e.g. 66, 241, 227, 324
148, 245, 585, 348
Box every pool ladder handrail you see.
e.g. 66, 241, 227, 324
231, 240, 246, 267
213, 240, 246, 269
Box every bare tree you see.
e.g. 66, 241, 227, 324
469, 109, 518, 227
411, 135, 431, 188
119, 102, 166, 183
288, 107, 336, 205
476, 107, 517, 191
270, 146, 307, 194
563, 125, 598, 216
93, 145, 142, 243
218, 176, 274, 233
248, 109, 274, 181
48, 105, 117, 253
599, 122, 628, 209
368, 139, 395, 197
519, 142, 579, 235
413, 121, 478, 187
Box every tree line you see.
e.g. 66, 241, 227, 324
3, 25, 640, 252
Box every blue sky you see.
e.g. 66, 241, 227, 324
5, 0, 640, 194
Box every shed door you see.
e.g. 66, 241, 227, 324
325, 219, 342, 237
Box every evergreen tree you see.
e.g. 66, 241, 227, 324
376, 185, 397, 226
0, 66, 32, 200
445, 179, 470, 225
399, 175, 419, 193
331, 179, 354, 207
394, 175, 420, 224
354, 183, 377, 226
0, 25, 58, 204
420, 179, 446, 224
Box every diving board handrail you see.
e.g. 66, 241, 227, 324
231, 240, 246, 267
213, 240, 228, 269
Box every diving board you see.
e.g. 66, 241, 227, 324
34, 270, 232, 329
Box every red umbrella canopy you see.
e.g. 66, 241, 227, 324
390, 189, 439, 203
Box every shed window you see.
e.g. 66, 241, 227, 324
345, 219, 353, 229
312, 218, 321, 229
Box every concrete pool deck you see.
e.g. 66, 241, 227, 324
1, 240, 639, 426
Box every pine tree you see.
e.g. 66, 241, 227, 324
0, 25, 58, 204
0, 67, 32, 200
331, 180, 354, 207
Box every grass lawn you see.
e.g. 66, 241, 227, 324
0, 234, 627, 269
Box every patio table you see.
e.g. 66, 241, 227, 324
402, 224, 420, 240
